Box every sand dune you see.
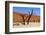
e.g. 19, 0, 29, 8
13, 12, 40, 23
13, 12, 40, 27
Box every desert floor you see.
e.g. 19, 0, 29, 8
13, 22, 40, 28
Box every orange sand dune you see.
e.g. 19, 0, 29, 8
13, 12, 40, 23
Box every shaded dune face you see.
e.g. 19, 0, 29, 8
13, 12, 40, 23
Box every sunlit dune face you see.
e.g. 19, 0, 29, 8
13, 12, 40, 23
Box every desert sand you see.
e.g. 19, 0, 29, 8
13, 12, 40, 27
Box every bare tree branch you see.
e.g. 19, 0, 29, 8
19, 14, 25, 25
24, 15, 28, 21
27, 9, 33, 24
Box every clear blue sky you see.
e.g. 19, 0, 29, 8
13, 7, 40, 16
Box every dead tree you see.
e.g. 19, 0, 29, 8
19, 10, 33, 25
27, 10, 33, 24
19, 14, 28, 25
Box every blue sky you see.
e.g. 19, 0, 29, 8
13, 7, 40, 16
